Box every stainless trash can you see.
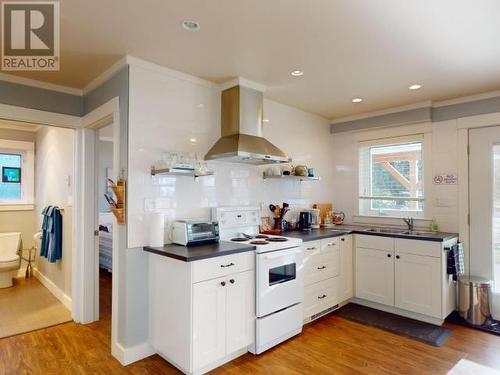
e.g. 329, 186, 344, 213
458, 276, 492, 325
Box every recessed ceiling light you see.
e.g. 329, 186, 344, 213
290, 70, 304, 77
182, 20, 200, 31
352, 97, 363, 103
262, 119, 270, 123
409, 84, 422, 90
189, 138, 197, 143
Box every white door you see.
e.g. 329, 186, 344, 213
355, 247, 394, 306
225, 270, 255, 354
339, 236, 354, 301
192, 276, 227, 370
469, 126, 500, 319
394, 253, 441, 317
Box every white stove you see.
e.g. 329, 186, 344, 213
227, 234, 303, 253
212, 206, 304, 355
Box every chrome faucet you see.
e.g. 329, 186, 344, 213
403, 217, 414, 232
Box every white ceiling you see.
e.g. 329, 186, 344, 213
8, 0, 500, 119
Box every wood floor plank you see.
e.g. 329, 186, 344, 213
1, 270, 500, 374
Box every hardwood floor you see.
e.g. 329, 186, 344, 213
1, 271, 500, 374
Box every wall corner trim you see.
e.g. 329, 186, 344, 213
112, 341, 155, 366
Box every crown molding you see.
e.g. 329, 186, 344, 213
0, 72, 82, 96
330, 101, 432, 124
82, 57, 128, 95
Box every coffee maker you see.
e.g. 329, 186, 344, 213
299, 211, 312, 230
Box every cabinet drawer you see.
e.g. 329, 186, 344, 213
302, 241, 321, 258
192, 252, 255, 283
304, 277, 339, 319
304, 252, 339, 285
394, 238, 442, 258
320, 237, 340, 253
355, 234, 394, 251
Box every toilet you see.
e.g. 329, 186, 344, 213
0, 232, 22, 288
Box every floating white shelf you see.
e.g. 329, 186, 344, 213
263, 174, 321, 181
151, 167, 215, 178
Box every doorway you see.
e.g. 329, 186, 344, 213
469, 125, 500, 319
0, 120, 74, 338
95, 124, 114, 322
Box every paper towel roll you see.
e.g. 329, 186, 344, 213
149, 213, 165, 247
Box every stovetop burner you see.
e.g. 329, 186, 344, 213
231, 238, 248, 242
250, 240, 270, 245
255, 234, 270, 239
267, 237, 288, 242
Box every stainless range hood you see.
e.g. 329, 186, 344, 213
204, 85, 291, 165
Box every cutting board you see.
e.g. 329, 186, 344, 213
314, 203, 333, 224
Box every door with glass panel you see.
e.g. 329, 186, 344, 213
469, 126, 500, 319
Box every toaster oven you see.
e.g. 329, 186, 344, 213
172, 219, 219, 246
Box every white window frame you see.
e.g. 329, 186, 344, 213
357, 134, 431, 219
0, 139, 35, 210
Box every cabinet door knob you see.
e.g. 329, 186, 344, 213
220, 281, 226, 286
229, 279, 235, 284
341, 238, 345, 242
387, 254, 391, 258
327, 243, 336, 247
306, 247, 316, 251
220, 262, 235, 268
318, 294, 327, 299
317, 265, 326, 270
396, 255, 400, 259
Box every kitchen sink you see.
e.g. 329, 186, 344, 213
364, 228, 407, 234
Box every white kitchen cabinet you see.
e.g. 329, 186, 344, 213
394, 252, 441, 318
338, 235, 353, 301
355, 246, 394, 306
302, 234, 353, 322
193, 276, 227, 370
149, 252, 255, 375
225, 271, 255, 354
354, 234, 458, 325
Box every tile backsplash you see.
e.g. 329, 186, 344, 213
127, 64, 334, 248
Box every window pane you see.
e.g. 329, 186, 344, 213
0, 153, 22, 201
370, 142, 423, 212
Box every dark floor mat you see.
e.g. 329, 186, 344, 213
335, 303, 452, 347
446, 311, 500, 336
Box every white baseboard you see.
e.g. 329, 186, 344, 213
33, 268, 72, 311
112, 341, 155, 366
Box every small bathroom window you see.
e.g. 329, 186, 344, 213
0, 153, 22, 202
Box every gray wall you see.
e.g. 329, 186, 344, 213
0, 80, 83, 116
331, 95, 500, 133
0, 67, 148, 349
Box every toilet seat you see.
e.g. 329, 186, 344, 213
0, 254, 20, 271
0, 254, 19, 263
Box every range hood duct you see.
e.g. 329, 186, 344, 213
204, 85, 291, 165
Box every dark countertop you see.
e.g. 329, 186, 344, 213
286, 224, 458, 243
144, 241, 255, 262
286, 228, 352, 242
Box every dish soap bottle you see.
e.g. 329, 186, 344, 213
429, 219, 439, 232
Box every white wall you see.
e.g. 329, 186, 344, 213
331, 121, 461, 232
35, 126, 74, 298
122, 61, 333, 349
128, 63, 332, 248
98, 140, 113, 213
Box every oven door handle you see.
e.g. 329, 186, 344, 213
263, 248, 302, 260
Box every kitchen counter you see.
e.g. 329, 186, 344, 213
287, 224, 458, 242
286, 228, 352, 241
143, 241, 255, 262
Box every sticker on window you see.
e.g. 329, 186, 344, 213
2, 167, 21, 183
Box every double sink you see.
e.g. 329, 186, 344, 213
362, 227, 434, 236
